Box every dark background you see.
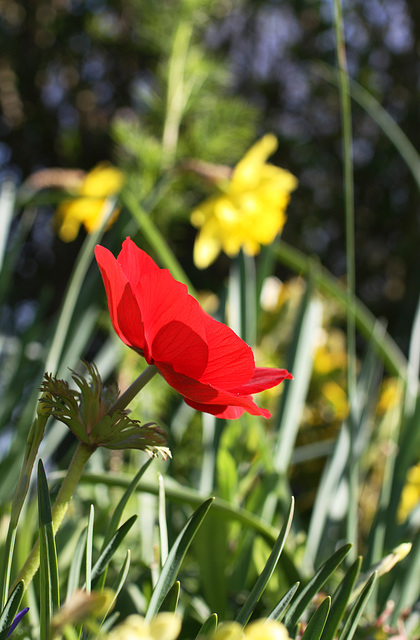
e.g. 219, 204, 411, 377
1, 0, 419, 352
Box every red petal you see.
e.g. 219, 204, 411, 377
199, 312, 255, 387
117, 237, 159, 287
228, 367, 293, 394
157, 364, 270, 417
95, 245, 146, 351
183, 398, 247, 419
135, 269, 209, 379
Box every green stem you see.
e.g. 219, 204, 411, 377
45, 197, 118, 375
107, 365, 159, 415
333, 0, 357, 557
162, 20, 193, 168
10, 442, 95, 594
0, 412, 49, 608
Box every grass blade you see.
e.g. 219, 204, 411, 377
38, 460, 60, 640
321, 557, 362, 640
89, 515, 138, 586
160, 581, 180, 613
66, 527, 87, 601
145, 498, 214, 620
86, 505, 94, 595
301, 596, 331, 640
0, 582, 24, 640
338, 572, 377, 640
235, 498, 294, 626
272, 270, 323, 475
102, 457, 153, 549
196, 614, 218, 638
158, 473, 169, 568
267, 582, 300, 622
284, 544, 352, 632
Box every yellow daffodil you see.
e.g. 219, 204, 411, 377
55, 163, 125, 242
107, 613, 182, 640
212, 619, 290, 640
191, 134, 298, 269
397, 463, 420, 523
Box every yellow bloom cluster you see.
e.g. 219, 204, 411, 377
191, 135, 298, 269
105, 615, 289, 640
397, 463, 420, 523
211, 619, 290, 640
55, 163, 125, 242
107, 613, 182, 640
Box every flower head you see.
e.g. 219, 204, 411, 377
40, 362, 169, 457
95, 238, 292, 419
55, 163, 125, 242
211, 619, 290, 640
6, 608, 29, 638
191, 135, 298, 268
107, 613, 181, 640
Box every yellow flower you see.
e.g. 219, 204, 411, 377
107, 613, 182, 640
211, 619, 290, 640
321, 380, 349, 421
377, 377, 403, 416
191, 135, 298, 269
55, 163, 125, 242
397, 463, 420, 523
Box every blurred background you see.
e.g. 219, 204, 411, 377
1, 0, 419, 350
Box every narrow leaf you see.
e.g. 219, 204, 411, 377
301, 597, 331, 640
146, 498, 214, 620
86, 505, 94, 595
322, 557, 362, 640
272, 273, 323, 475
38, 459, 60, 640
102, 457, 153, 548
159, 581, 180, 613
338, 572, 377, 640
267, 582, 300, 622
196, 614, 218, 638
100, 551, 131, 627
89, 515, 138, 586
0, 582, 24, 640
284, 544, 352, 632
66, 528, 87, 601
235, 498, 294, 625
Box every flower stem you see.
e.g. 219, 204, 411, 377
108, 365, 159, 415
0, 411, 49, 609
10, 441, 95, 594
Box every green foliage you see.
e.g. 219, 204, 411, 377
0, 0, 419, 638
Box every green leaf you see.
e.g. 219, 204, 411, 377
196, 614, 218, 638
235, 498, 294, 626
145, 498, 214, 620
338, 572, 377, 640
301, 597, 331, 640
0, 582, 24, 640
89, 515, 138, 587
194, 511, 228, 617
321, 557, 362, 640
284, 544, 352, 633
267, 582, 300, 622
66, 527, 87, 601
38, 459, 60, 640
158, 473, 169, 567
100, 551, 132, 627
159, 581, 180, 613
272, 270, 323, 474
86, 505, 95, 595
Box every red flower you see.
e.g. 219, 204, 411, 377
95, 238, 292, 419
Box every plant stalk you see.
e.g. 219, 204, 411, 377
10, 442, 95, 594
